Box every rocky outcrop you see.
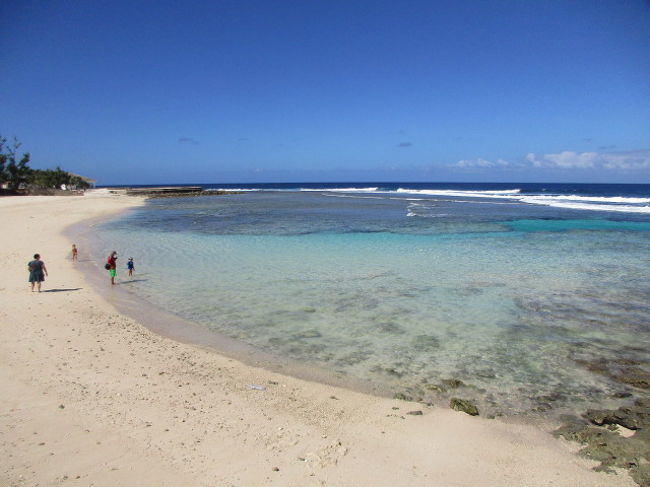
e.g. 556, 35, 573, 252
450, 398, 479, 416
556, 398, 650, 486
584, 399, 650, 431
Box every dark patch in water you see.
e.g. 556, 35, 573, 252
375, 321, 406, 334
411, 335, 441, 352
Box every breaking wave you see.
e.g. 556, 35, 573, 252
395, 188, 650, 214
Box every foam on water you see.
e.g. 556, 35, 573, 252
523, 194, 650, 204
396, 188, 523, 197
94, 190, 650, 418
394, 188, 650, 214
300, 187, 380, 193
517, 197, 650, 213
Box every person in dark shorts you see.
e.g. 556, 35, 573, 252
127, 257, 135, 277
71, 244, 78, 262
28, 253, 48, 292
107, 251, 118, 285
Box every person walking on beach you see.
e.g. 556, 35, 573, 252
71, 244, 78, 262
127, 257, 135, 277
107, 251, 118, 285
28, 253, 48, 292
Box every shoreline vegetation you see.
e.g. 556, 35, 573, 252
1, 185, 240, 199
0, 190, 642, 486
1, 135, 94, 195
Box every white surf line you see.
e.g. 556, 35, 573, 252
395, 188, 650, 214
518, 197, 650, 214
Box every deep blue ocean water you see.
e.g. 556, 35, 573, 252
95, 182, 650, 417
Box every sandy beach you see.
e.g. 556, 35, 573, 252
0, 192, 636, 487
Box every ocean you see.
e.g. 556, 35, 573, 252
91, 182, 650, 418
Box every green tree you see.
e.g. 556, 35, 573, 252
68, 174, 91, 189
27, 167, 91, 190
0, 135, 31, 191
1, 135, 91, 192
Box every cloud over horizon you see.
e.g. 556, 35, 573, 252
452, 149, 650, 172
455, 158, 510, 168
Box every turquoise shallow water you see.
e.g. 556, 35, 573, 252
94, 189, 650, 417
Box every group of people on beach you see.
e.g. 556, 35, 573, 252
105, 250, 135, 285
28, 244, 136, 291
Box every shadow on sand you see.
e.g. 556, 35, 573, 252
118, 279, 149, 285
42, 288, 83, 293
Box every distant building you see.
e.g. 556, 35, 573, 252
70, 174, 97, 188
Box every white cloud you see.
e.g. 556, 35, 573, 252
526, 150, 650, 170
454, 158, 511, 168
454, 150, 650, 171
599, 151, 650, 170
526, 151, 598, 169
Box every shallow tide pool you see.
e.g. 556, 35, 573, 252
92, 191, 650, 417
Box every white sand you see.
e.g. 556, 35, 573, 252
0, 192, 635, 486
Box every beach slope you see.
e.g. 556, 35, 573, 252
0, 192, 634, 486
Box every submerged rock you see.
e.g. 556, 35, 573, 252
376, 321, 405, 334
294, 329, 322, 339
384, 367, 404, 377
575, 358, 610, 376
536, 392, 565, 403
450, 398, 479, 416
475, 369, 497, 379
611, 391, 634, 399
424, 384, 446, 393
533, 403, 553, 412
371, 364, 406, 377
617, 367, 650, 390
575, 357, 650, 390
412, 335, 440, 351
339, 349, 372, 366
442, 379, 465, 389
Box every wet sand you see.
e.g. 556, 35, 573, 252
0, 191, 635, 486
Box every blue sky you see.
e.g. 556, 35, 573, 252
1, 1, 649, 184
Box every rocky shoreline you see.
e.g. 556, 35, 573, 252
555, 399, 650, 486
389, 356, 650, 486
555, 357, 650, 487
108, 186, 241, 198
